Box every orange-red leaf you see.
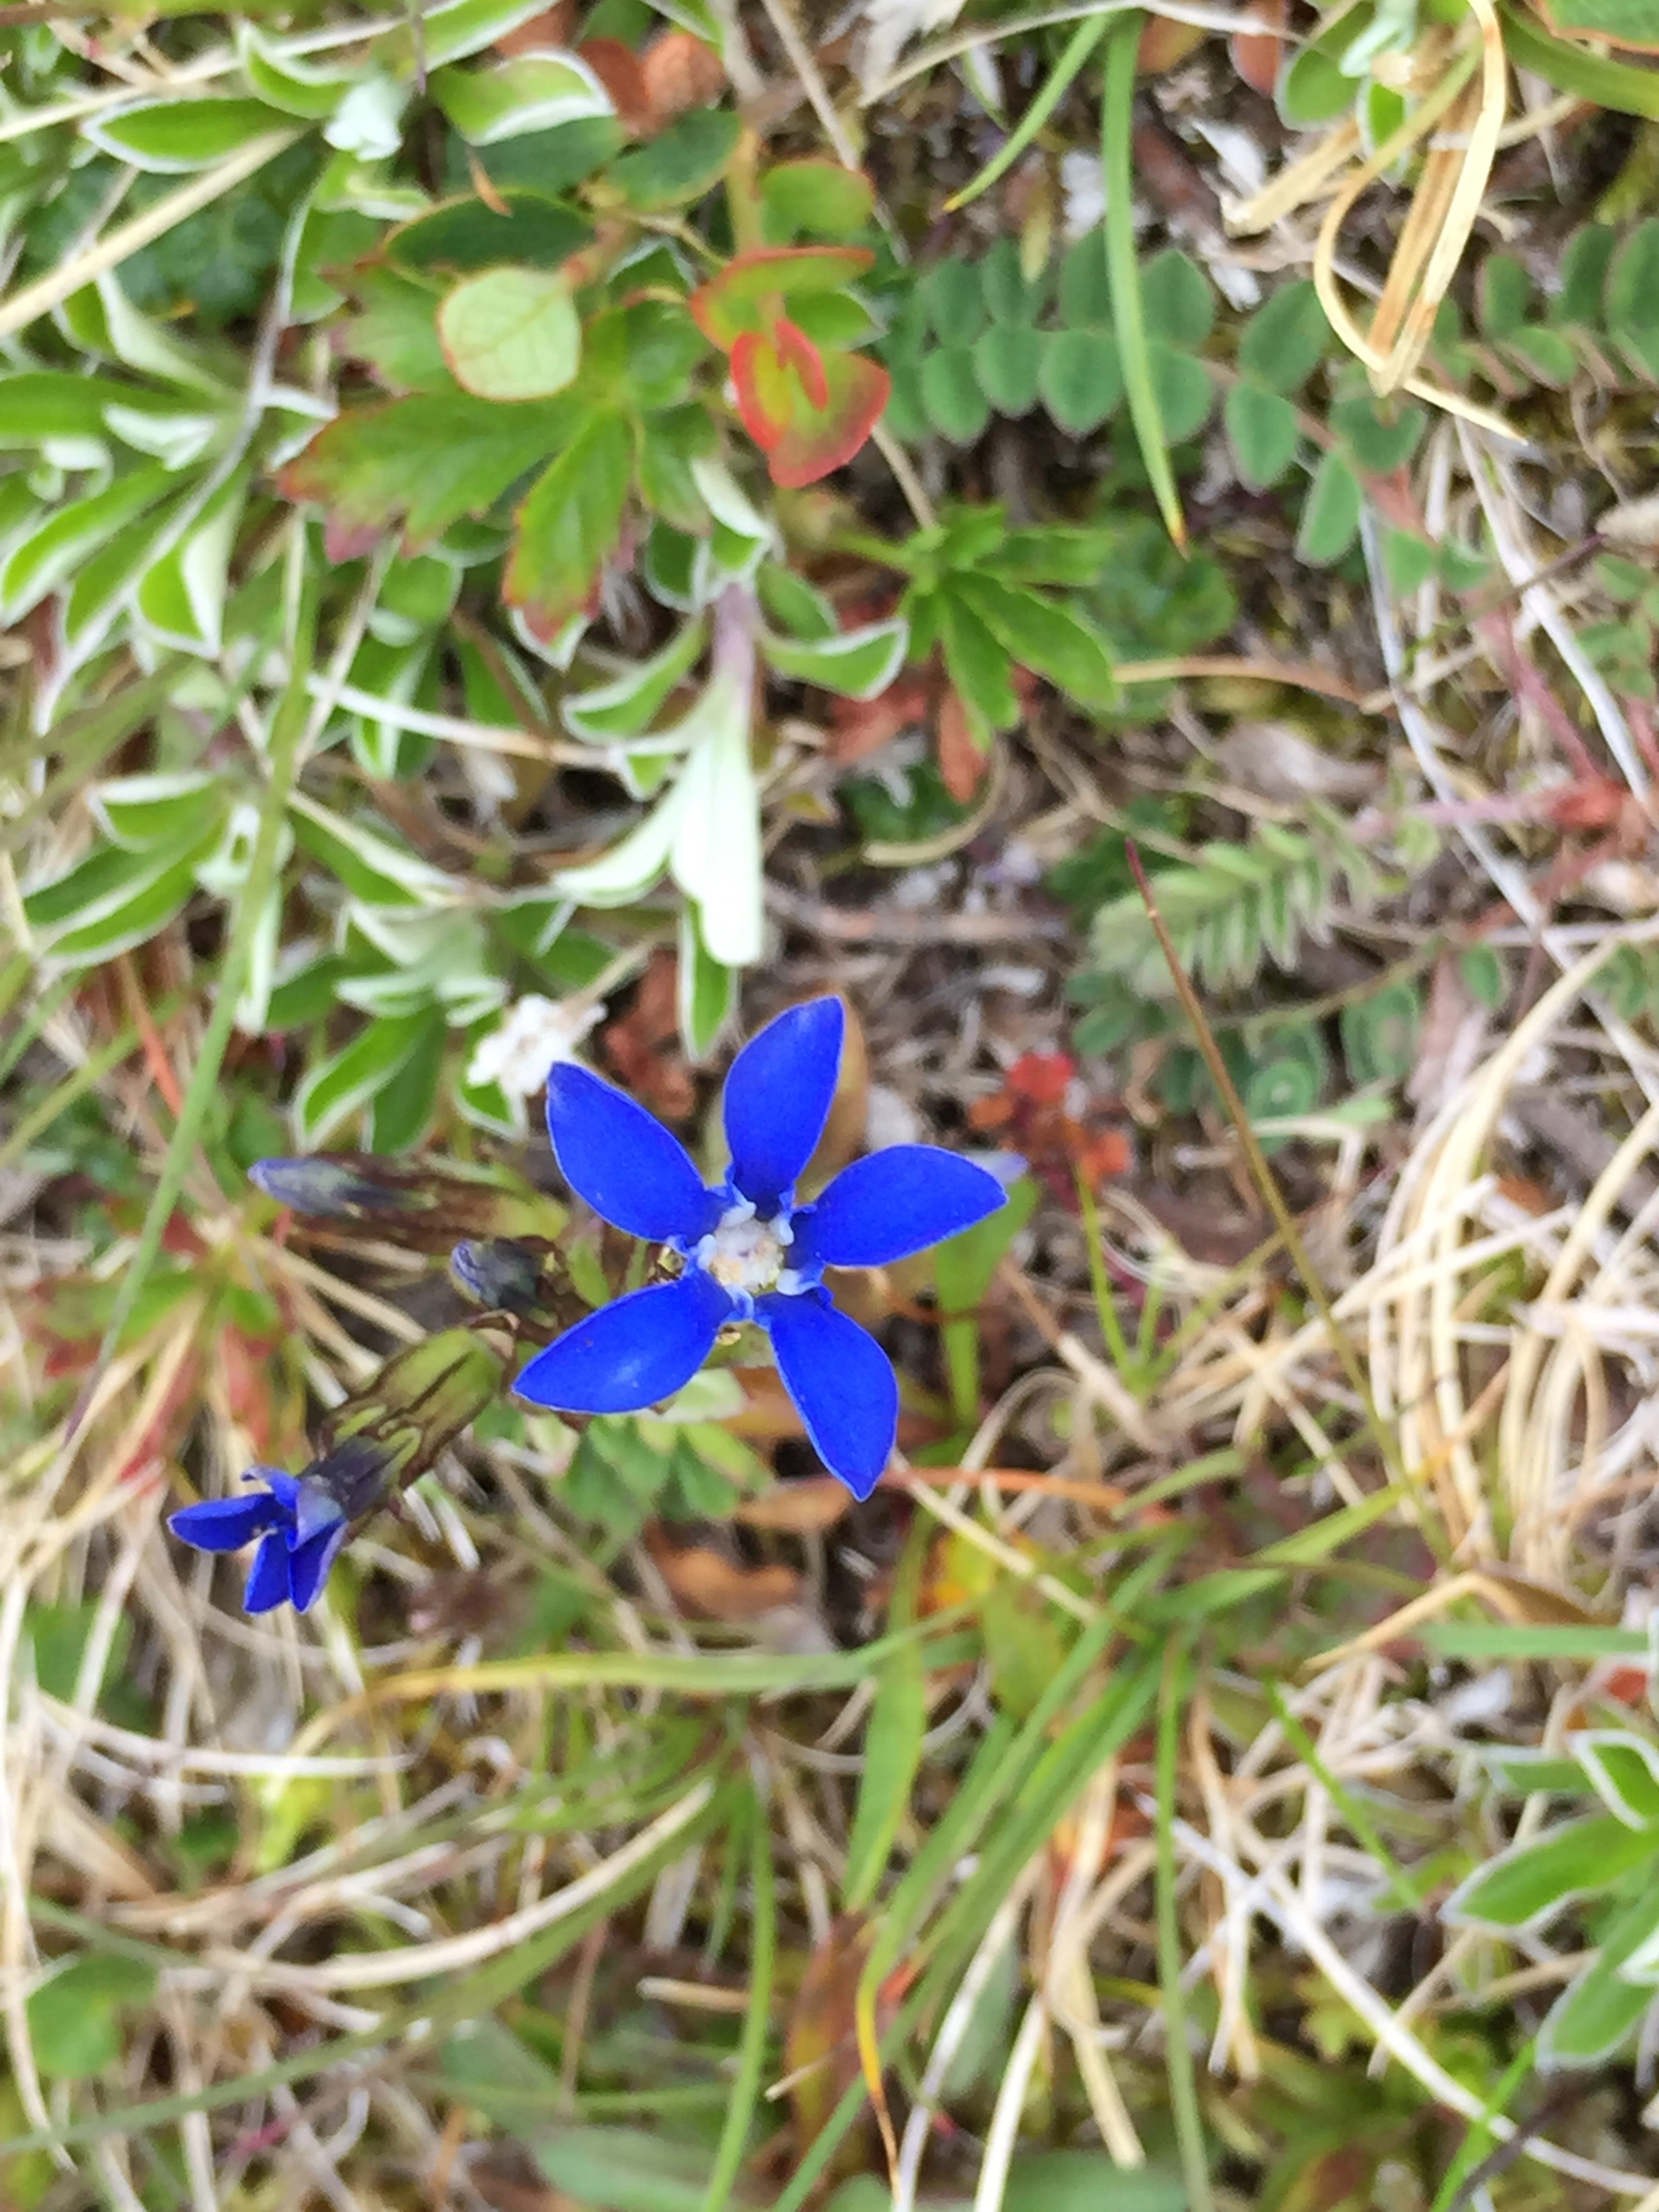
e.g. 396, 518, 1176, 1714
691, 245, 874, 348
764, 349, 889, 488
774, 316, 828, 409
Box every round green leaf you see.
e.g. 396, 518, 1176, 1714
1340, 979, 1422, 1086
921, 258, 986, 346
1148, 342, 1214, 441
972, 323, 1044, 416
1237, 278, 1330, 393
1226, 380, 1300, 489
1038, 329, 1122, 434
920, 348, 990, 444
1141, 248, 1213, 346
1295, 449, 1362, 566
438, 266, 581, 399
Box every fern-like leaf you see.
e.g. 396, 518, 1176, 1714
1088, 808, 1382, 999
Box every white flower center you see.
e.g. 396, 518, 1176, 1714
697, 1201, 794, 1296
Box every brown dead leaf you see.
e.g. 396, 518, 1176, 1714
600, 949, 695, 1119
825, 671, 933, 767
782, 1917, 890, 2173
937, 687, 989, 804
577, 37, 653, 134
644, 1525, 805, 1620
495, 0, 575, 52
640, 29, 726, 125
733, 1477, 853, 1533
725, 1365, 807, 1439
1136, 13, 1207, 69
1215, 720, 1380, 804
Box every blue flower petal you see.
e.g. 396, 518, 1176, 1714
288, 1519, 350, 1612
792, 1149, 1007, 1271
722, 996, 845, 1211
168, 1494, 281, 1553
759, 1289, 897, 1500
243, 1532, 293, 1614
292, 1481, 346, 1547
515, 1269, 735, 1414
547, 1063, 720, 1244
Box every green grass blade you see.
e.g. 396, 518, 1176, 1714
700, 1798, 776, 2212
1156, 1641, 1214, 2212
945, 12, 1110, 211
1102, 11, 1186, 550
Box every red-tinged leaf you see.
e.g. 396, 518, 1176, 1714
691, 245, 875, 348
503, 407, 632, 636
937, 685, 989, 802
731, 329, 792, 451
774, 316, 828, 407
762, 349, 889, 489
280, 393, 572, 550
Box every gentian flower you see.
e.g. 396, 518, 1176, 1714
514, 996, 1006, 1497
169, 1464, 354, 1615
169, 1436, 399, 1614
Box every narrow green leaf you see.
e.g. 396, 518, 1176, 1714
1446, 1814, 1659, 1930
1103, 12, 1185, 548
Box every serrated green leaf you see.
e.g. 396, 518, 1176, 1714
279, 392, 568, 549
504, 409, 632, 636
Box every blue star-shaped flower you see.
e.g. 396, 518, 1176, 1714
168, 1470, 348, 1615
514, 996, 1006, 1498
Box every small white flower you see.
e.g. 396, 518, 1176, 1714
468, 996, 605, 1101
